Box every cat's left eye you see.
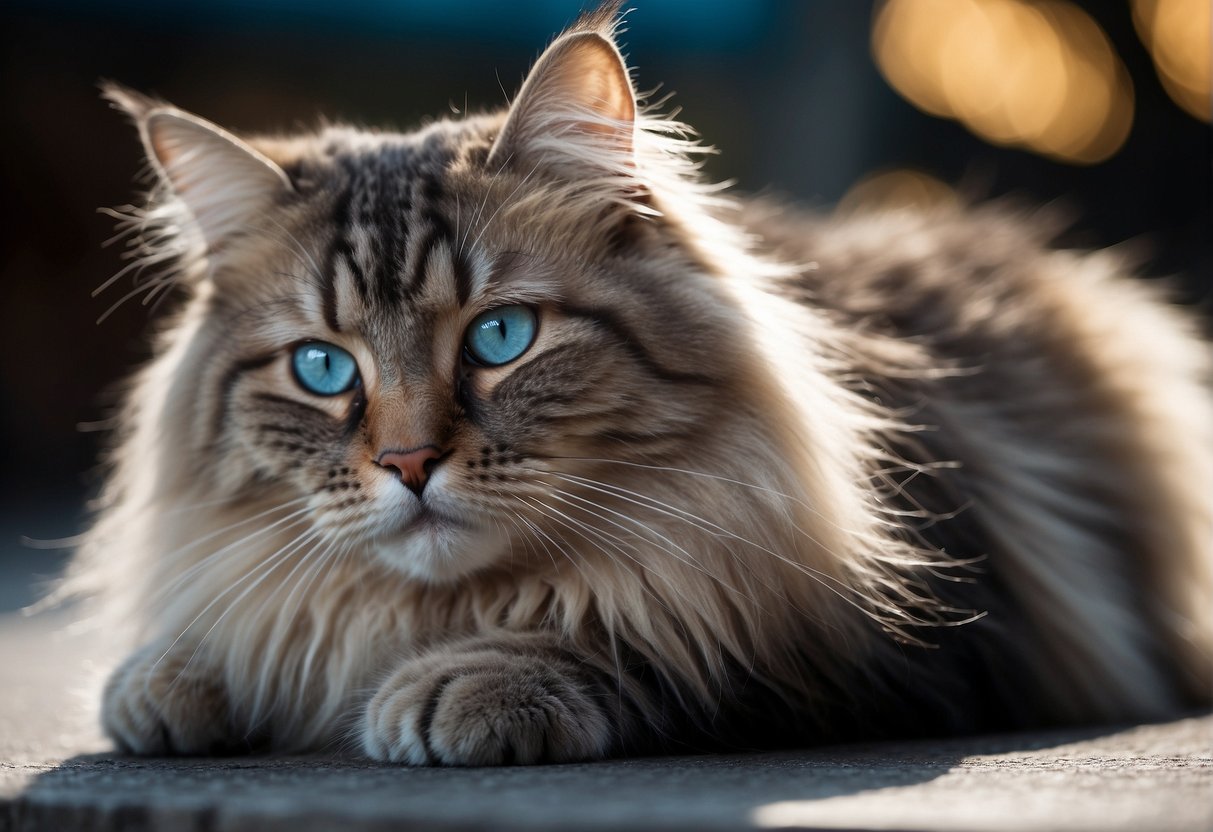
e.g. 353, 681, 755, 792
464, 305, 538, 367
292, 342, 359, 396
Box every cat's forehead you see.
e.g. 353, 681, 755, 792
306, 127, 471, 309
305, 118, 494, 200
329, 135, 455, 197
284, 121, 561, 354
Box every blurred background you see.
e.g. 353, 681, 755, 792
0, 0, 1209, 609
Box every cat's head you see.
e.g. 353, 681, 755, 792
105, 4, 772, 583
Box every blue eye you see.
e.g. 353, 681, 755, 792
291, 342, 359, 396
464, 305, 538, 367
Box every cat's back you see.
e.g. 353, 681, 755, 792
744, 199, 1213, 719
747, 200, 1209, 430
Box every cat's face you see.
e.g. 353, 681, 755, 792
132, 47, 751, 583
109, 20, 763, 584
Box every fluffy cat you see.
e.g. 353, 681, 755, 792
74, 2, 1212, 764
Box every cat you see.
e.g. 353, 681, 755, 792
72, 1, 1212, 764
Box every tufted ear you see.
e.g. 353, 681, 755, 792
487, 5, 636, 183
103, 83, 292, 250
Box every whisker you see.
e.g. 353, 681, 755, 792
542, 455, 883, 541
173, 526, 326, 685
296, 538, 357, 699
543, 470, 945, 636
153, 525, 319, 677
459, 153, 515, 257
468, 162, 540, 255
525, 494, 644, 570
258, 216, 326, 289
547, 471, 785, 599
524, 494, 690, 617
157, 497, 312, 561
96, 268, 178, 323
546, 489, 721, 587
20, 533, 86, 550
508, 509, 562, 573
552, 471, 879, 587
148, 505, 314, 604
511, 498, 597, 587
152, 493, 259, 516
249, 530, 345, 721
502, 509, 553, 571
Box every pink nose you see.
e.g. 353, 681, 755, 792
376, 445, 444, 496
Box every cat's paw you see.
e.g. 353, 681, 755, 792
102, 643, 238, 755
362, 649, 612, 765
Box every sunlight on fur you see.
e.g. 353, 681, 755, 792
65, 1, 1212, 764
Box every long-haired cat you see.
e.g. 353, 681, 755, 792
73, 2, 1212, 764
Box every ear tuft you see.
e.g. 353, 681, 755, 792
104, 84, 292, 251
488, 9, 637, 182
567, 0, 628, 39
101, 81, 160, 123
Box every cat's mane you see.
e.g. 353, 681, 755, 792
70, 2, 1212, 755
78, 86, 950, 748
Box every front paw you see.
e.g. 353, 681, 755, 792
362, 648, 612, 765
102, 643, 237, 755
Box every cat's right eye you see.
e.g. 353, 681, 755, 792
291, 342, 359, 396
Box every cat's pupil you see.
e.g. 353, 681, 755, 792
463, 305, 537, 367
292, 341, 358, 396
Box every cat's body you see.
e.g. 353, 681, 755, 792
76, 4, 1212, 763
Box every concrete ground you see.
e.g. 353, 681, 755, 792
2, 605, 1211, 832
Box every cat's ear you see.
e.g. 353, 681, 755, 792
103, 83, 292, 249
487, 7, 636, 182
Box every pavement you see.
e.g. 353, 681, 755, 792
2, 605, 1211, 832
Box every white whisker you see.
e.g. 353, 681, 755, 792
468, 162, 539, 255
524, 494, 691, 617
154, 525, 320, 679
459, 153, 515, 257
544, 471, 934, 633
149, 504, 314, 604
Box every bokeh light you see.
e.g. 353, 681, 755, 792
872, 0, 1135, 164
836, 168, 958, 214
1132, 0, 1212, 122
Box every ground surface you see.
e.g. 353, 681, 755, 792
2, 605, 1211, 832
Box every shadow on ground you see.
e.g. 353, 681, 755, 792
2, 600, 1210, 832
12, 717, 1211, 832
13, 742, 964, 832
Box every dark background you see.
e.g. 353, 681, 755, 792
1, 0, 1209, 605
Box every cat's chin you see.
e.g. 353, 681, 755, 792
369, 512, 507, 583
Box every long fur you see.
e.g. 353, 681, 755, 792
71, 3, 1211, 760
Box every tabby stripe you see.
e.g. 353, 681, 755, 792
319, 255, 340, 333
344, 388, 368, 440
322, 176, 355, 323
422, 176, 444, 202
453, 249, 474, 307
214, 352, 279, 443
487, 350, 578, 405
370, 178, 413, 308
560, 304, 718, 385
255, 424, 306, 437
372, 249, 405, 309
250, 392, 334, 422
335, 239, 369, 303
458, 374, 481, 423
328, 158, 374, 304
598, 427, 696, 446
403, 216, 453, 301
